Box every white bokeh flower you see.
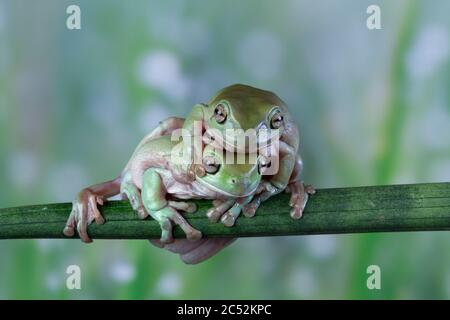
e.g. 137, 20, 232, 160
407, 26, 449, 80
156, 272, 182, 297
137, 51, 189, 100
304, 235, 337, 260
7, 150, 39, 189
109, 260, 136, 284
288, 266, 317, 298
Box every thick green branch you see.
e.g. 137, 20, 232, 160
0, 183, 449, 239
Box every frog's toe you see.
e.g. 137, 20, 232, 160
185, 203, 197, 214
206, 208, 221, 223
289, 192, 308, 220
288, 181, 314, 220
186, 229, 202, 242
220, 212, 236, 227
290, 205, 304, 220
159, 219, 174, 244
63, 206, 77, 237
137, 206, 149, 219
160, 233, 174, 245
305, 184, 316, 195
63, 226, 75, 237
77, 221, 93, 243
242, 197, 261, 218
88, 195, 105, 225
242, 205, 257, 218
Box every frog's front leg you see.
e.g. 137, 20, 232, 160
141, 168, 202, 244
243, 178, 315, 220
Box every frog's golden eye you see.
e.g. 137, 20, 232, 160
203, 156, 221, 174
214, 103, 227, 124
270, 111, 284, 129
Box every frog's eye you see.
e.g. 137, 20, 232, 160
203, 156, 221, 174
270, 111, 284, 129
214, 103, 227, 124
258, 156, 271, 174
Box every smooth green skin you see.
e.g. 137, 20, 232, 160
133, 135, 262, 243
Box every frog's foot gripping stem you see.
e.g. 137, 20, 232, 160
142, 168, 201, 244
242, 181, 277, 218
206, 199, 233, 223
206, 197, 252, 227
286, 181, 315, 219
150, 205, 202, 244
63, 189, 106, 243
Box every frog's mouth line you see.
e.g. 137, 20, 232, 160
195, 178, 260, 198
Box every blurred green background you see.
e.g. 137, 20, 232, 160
0, 0, 449, 299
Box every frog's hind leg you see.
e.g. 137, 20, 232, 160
150, 238, 237, 264
142, 168, 202, 244
120, 171, 148, 219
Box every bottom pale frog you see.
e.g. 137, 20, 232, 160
64, 133, 264, 244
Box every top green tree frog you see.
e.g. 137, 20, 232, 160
180, 84, 312, 219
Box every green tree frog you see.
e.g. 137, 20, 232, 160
179, 84, 314, 220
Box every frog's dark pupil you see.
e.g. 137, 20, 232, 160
271, 113, 283, 128
215, 104, 227, 123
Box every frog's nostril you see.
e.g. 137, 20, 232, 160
231, 178, 236, 184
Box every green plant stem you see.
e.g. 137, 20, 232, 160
0, 183, 449, 240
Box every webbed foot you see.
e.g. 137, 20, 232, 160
63, 188, 106, 243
